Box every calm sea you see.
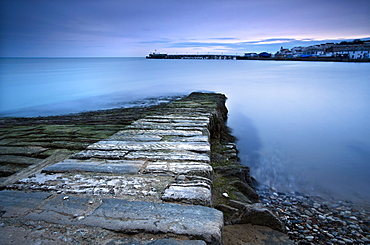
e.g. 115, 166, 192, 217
1, 57, 370, 207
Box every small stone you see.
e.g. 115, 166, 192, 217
318, 214, 326, 220
349, 225, 357, 229
361, 237, 370, 243
176, 175, 186, 181
304, 210, 313, 216
305, 235, 314, 241
342, 238, 353, 243
63, 196, 69, 200
76, 216, 85, 220
282, 201, 292, 206
262, 198, 269, 204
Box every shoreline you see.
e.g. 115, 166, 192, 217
146, 54, 370, 62
256, 185, 370, 244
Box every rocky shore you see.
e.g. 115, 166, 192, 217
258, 186, 370, 244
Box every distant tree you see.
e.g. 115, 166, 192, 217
353, 39, 363, 44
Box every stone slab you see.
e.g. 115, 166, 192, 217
105, 238, 206, 245
12, 173, 171, 201
146, 115, 210, 121
125, 151, 210, 162
162, 185, 212, 207
0, 190, 51, 218
0, 146, 47, 156
108, 134, 163, 142
144, 161, 212, 178
87, 141, 210, 152
113, 129, 205, 137
42, 159, 145, 174
25, 196, 223, 244
72, 150, 129, 159
132, 120, 208, 127
126, 125, 206, 132
164, 136, 209, 142
0, 155, 41, 165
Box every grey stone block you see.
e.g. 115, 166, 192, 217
105, 238, 206, 245
25, 197, 223, 245
42, 159, 144, 174
0, 190, 51, 218
124, 151, 210, 162
87, 141, 210, 153
144, 161, 212, 178
72, 150, 129, 159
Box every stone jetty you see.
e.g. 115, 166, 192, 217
0, 92, 296, 245
0, 93, 227, 244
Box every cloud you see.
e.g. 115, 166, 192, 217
1, 0, 370, 57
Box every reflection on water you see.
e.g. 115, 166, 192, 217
1, 58, 369, 207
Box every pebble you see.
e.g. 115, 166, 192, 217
257, 185, 370, 244
176, 175, 186, 181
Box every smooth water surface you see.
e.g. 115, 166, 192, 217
1, 58, 369, 207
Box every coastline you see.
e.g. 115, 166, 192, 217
146, 54, 370, 62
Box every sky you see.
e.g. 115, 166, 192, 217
1, 0, 369, 57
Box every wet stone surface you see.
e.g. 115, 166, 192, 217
1, 92, 229, 244
258, 185, 370, 244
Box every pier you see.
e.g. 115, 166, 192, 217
146, 53, 370, 62
0, 92, 290, 244
147, 53, 239, 60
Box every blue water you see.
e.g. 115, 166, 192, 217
1, 57, 370, 207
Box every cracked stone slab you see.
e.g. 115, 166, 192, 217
11, 173, 171, 201
0, 190, 51, 218
25, 197, 223, 244
144, 161, 212, 178
124, 151, 210, 162
0, 155, 41, 165
87, 141, 210, 153
108, 134, 163, 142
146, 114, 210, 120
126, 125, 206, 132
164, 136, 209, 142
162, 186, 212, 207
146, 115, 210, 123
42, 159, 145, 174
162, 177, 213, 206
114, 129, 202, 136
72, 150, 129, 159
0, 146, 48, 156
104, 238, 206, 245
132, 120, 208, 127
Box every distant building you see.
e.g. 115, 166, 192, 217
244, 53, 258, 57
280, 40, 370, 59
275, 47, 294, 58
